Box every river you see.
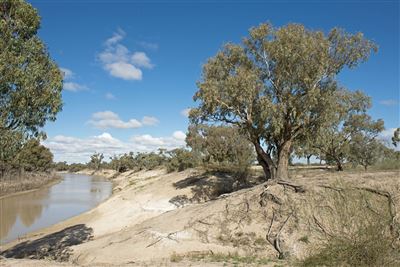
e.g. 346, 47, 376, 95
0, 173, 112, 245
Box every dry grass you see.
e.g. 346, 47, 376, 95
0, 171, 61, 197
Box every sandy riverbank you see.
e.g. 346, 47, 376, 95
1, 168, 399, 266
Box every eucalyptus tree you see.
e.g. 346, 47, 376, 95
89, 153, 104, 170
0, 0, 63, 162
190, 22, 377, 179
314, 93, 384, 171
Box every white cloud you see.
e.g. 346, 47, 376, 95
64, 82, 88, 92
378, 128, 400, 151
105, 28, 125, 47
142, 116, 159, 126
379, 99, 398, 106
181, 108, 191, 117
61, 67, 88, 92
98, 29, 154, 81
131, 52, 154, 69
60, 67, 74, 80
44, 131, 186, 163
105, 93, 116, 100
172, 130, 186, 140
104, 62, 142, 80
88, 111, 159, 129
88, 111, 142, 129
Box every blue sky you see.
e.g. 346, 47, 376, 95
29, 0, 399, 163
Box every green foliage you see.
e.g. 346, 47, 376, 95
0, 0, 63, 137
16, 139, 53, 171
349, 136, 384, 170
53, 161, 68, 171
135, 151, 166, 170
0, 0, 62, 173
67, 163, 86, 172
191, 22, 377, 179
166, 148, 198, 172
186, 125, 255, 178
89, 152, 104, 170
313, 107, 384, 171
109, 152, 136, 173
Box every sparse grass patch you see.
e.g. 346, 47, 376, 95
300, 180, 400, 267
170, 251, 272, 265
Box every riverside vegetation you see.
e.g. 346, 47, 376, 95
1, 0, 399, 266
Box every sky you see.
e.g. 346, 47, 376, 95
28, 0, 399, 163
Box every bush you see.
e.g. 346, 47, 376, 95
187, 125, 255, 180
166, 148, 198, 172
302, 182, 399, 267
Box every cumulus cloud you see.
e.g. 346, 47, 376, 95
44, 131, 186, 163
60, 67, 74, 79
142, 116, 159, 126
180, 108, 191, 117
61, 67, 88, 92
104, 62, 142, 80
98, 29, 154, 80
172, 130, 186, 140
379, 99, 398, 106
131, 52, 154, 69
104, 28, 125, 46
64, 82, 88, 92
87, 111, 159, 129
88, 111, 142, 129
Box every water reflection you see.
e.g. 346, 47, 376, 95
0, 174, 112, 245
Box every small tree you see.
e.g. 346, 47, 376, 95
187, 125, 255, 172
89, 152, 104, 170
313, 93, 383, 171
16, 139, 53, 171
349, 137, 383, 170
166, 148, 198, 172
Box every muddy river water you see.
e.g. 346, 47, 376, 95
0, 173, 112, 245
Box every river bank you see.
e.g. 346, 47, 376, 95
1, 168, 399, 266
0, 171, 62, 198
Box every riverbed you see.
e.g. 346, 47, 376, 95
0, 173, 112, 245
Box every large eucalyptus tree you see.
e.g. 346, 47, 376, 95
0, 0, 63, 167
190, 23, 377, 180
0, 0, 63, 138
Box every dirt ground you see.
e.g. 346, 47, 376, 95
1, 167, 399, 266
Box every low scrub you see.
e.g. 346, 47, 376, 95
301, 181, 400, 267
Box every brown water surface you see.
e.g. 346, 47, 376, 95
0, 173, 112, 245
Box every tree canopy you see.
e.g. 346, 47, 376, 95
190, 22, 377, 180
0, 0, 63, 138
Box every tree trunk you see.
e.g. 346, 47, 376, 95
253, 139, 275, 180
307, 155, 311, 165
336, 160, 343, 171
276, 141, 291, 179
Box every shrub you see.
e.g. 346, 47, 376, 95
166, 148, 198, 172
301, 182, 399, 267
